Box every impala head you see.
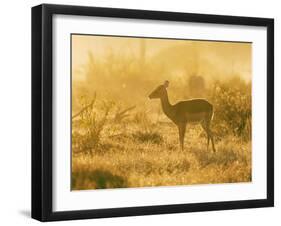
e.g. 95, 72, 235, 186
149, 81, 169, 99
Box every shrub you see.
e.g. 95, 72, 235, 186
132, 131, 163, 144
72, 96, 114, 153
209, 78, 251, 141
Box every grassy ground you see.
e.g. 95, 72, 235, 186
71, 122, 251, 190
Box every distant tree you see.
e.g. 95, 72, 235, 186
188, 75, 206, 98
139, 39, 146, 70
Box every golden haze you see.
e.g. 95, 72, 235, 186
71, 34, 252, 190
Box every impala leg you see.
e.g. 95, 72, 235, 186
209, 130, 216, 153
201, 122, 210, 151
178, 124, 186, 151
206, 124, 216, 153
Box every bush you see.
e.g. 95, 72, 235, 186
209, 78, 251, 141
132, 131, 163, 144
72, 96, 114, 153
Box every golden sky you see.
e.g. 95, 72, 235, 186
72, 34, 252, 81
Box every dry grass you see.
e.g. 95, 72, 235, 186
72, 123, 251, 190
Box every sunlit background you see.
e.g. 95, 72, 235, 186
72, 35, 251, 111
71, 34, 252, 190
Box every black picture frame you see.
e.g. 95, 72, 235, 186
32, 3, 274, 222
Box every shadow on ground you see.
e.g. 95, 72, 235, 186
72, 169, 128, 190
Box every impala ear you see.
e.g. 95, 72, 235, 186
163, 80, 169, 88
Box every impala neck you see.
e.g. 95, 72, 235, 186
160, 90, 174, 119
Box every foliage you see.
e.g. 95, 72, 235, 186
208, 78, 252, 141
132, 131, 163, 144
72, 96, 114, 153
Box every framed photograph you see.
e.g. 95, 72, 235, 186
32, 4, 274, 221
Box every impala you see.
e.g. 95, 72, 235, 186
149, 81, 216, 152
